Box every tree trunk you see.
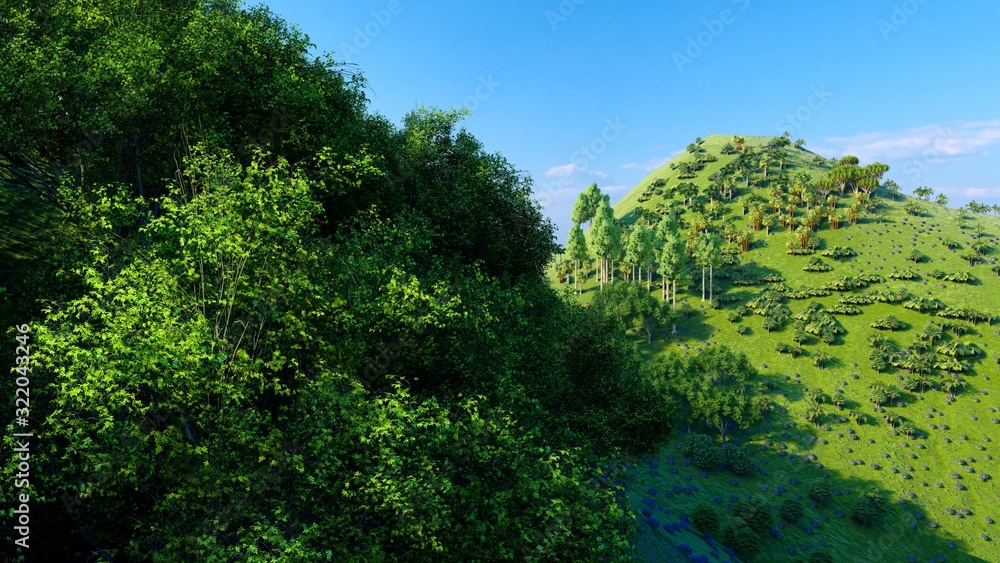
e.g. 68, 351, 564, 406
709, 265, 714, 302
672, 279, 677, 311
701, 266, 706, 301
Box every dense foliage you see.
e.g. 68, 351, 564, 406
0, 1, 673, 560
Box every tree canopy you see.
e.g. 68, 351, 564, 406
0, 3, 672, 560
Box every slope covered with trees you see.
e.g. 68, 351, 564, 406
553, 134, 1000, 561
0, 2, 675, 560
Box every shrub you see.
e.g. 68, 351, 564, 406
850, 487, 887, 528
691, 504, 720, 533
779, 499, 804, 524
733, 498, 772, 534
809, 480, 832, 506
721, 442, 755, 476
810, 552, 834, 563
723, 517, 762, 560
682, 433, 721, 470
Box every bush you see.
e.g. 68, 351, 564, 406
810, 551, 834, 563
723, 517, 762, 560
779, 499, 804, 524
733, 498, 772, 534
850, 487, 888, 528
691, 504, 720, 533
721, 442, 755, 476
809, 480, 832, 506
682, 433, 721, 470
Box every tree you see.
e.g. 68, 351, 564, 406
695, 232, 722, 302
779, 499, 805, 524
851, 488, 888, 528
935, 193, 950, 207
733, 498, 772, 535
721, 442, 755, 475
656, 219, 686, 309
913, 186, 934, 201
882, 179, 902, 200
828, 165, 861, 195
588, 196, 620, 290
571, 183, 601, 228
903, 200, 923, 216
3, 7, 674, 557
759, 153, 773, 178
723, 518, 761, 560
809, 480, 832, 506
679, 347, 763, 442
691, 504, 720, 533
592, 281, 672, 344
566, 224, 590, 294
942, 376, 965, 400
623, 223, 656, 290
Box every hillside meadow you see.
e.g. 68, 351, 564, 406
551, 134, 1000, 562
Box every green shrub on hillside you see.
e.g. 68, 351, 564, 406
691, 504, 720, 533
850, 488, 888, 528
779, 499, 805, 524
809, 480, 832, 506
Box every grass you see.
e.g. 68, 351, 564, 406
550, 134, 1000, 561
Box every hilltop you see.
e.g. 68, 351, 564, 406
553, 133, 1000, 562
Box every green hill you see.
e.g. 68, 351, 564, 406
612, 133, 829, 226
553, 134, 1000, 562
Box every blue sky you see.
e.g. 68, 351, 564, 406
260, 0, 1000, 244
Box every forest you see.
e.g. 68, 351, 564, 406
4, 2, 1000, 562
0, 1, 677, 560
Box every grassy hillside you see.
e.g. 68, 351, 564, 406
612, 134, 830, 227
552, 135, 1000, 562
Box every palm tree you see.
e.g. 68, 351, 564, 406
848, 410, 867, 426
759, 154, 773, 178
804, 405, 824, 427
942, 376, 964, 400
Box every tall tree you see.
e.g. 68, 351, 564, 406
567, 223, 590, 294
694, 232, 721, 302
571, 183, 602, 229
588, 196, 619, 290
655, 218, 685, 309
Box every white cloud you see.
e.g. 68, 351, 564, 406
544, 163, 580, 177
543, 162, 607, 179
963, 187, 1000, 198
821, 120, 1000, 163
